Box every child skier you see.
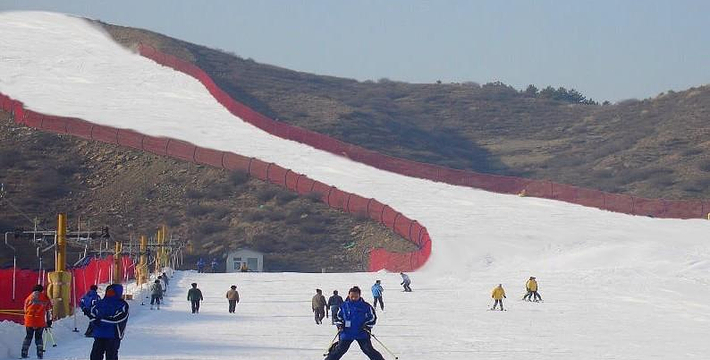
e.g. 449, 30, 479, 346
491, 284, 506, 311
523, 276, 542, 302
370, 280, 384, 311
79, 285, 100, 336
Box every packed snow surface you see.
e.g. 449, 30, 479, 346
1, 12, 710, 359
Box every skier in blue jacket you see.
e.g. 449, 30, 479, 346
79, 285, 100, 337
371, 280, 384, 311
90, 283, 129, 360
324, 286, 384, 360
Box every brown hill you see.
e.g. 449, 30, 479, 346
100, 22, 710, 200
0, 111, 412, 271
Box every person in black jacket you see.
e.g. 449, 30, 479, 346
90, 284, 129, 360
326, 290, 344, 325
187, 283, 203, 314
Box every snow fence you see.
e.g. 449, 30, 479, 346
0, 255, 134, 324
135, 45, 710, 220
0, 93, 432, 274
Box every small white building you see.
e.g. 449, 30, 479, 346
226, 248, 264, 272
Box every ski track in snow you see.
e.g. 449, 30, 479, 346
1, 11, 710, 359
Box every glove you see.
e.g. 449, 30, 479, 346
504, 296, 507, 298
46, 320, 52, 328
336, 325, 344, 332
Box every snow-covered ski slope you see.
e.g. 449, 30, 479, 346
1, 12, 710, 359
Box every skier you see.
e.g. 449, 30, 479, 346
196, 258, 205, 273
371, 280, 384, 311
400, 272, 412, 292
211, 258, 219, 273
491, 284, 506, 311
523, 276, 542, 302
150, 279, 162, 310
239, 262, 249, 272
157, 276, 167, 302
79, 285, 100, 337
226, 285, 240, 313
326, 290, 344, 325
161, 272, 170, 292
324, 286, 384, 360
21, 284, 52, 359
312, 289, 327, 324
187, 283, 203, 314
90, 283, 129, 360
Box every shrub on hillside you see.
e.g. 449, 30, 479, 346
186, 204, 212, 217
697, 159, 710, 172
196, 221, 227, 236
256, 188, 278, 202
229, 170, 249, 186
275, 190, 298, 205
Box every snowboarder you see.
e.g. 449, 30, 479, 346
211, 258, 219, 273
21, 284, 52, 359
90, 283, 129, 360
523, 276, 542, 302
79, 285, 100, 337
371, 280, 384, 311
491, 284, 506, 311
400, 272, 412, 292
196, 258, 205, 273
312, 289, 327, 324
150, 280, 162, 310
226, 285, 240, 313
187, 283, 203, 314
327, 290, 344, 325
324, 286, 385, 360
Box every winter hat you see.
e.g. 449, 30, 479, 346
230, 285, 236, 289
90, 285, 98, 291
32, 284, 43, 292
154, 279, 160, 283
191, 283, 197, 287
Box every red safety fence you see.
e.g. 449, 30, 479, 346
0, 255, 134, 324
0, 92, 430, 273
134, 45, 710, 220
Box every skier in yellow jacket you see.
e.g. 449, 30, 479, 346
523, 276, 542, 302
491, 284, 506, 311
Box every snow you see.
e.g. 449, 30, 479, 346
1, 11, 710, 359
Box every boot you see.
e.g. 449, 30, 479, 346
37, 345, 44, 359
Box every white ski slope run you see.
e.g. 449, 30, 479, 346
1, 12, 710, 359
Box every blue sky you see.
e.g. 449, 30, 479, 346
1, 0, 708, 101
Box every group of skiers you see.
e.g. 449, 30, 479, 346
490, 276, 543, 311
149, 273, 170, 310
195, 258, 220, 273
19, 282, 130, 360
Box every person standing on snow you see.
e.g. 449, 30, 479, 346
324, 286, 385, 360
400, 272, 412, 292
187, 283, 204, 314
327, 290, 344, 325
312, 289, 327, 324
523, 276, 542, 302
211, 258, 219, 273
161, 272, 170, 292
89, 283, 129, 360
226, 285, 240, 313
150, 279, 162, 310
371, 280, 384, 311
196, 258, 205, 273
491, 284, 506, 311
80, 285, 100, 337
20, 284, 52, 359
157, 276, 167, 303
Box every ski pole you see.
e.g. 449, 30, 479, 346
322, 331, 340, 357
365, 329, 398, 359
